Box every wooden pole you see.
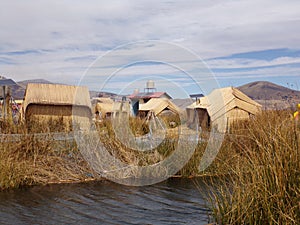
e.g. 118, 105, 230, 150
5, 87, 12, 124
1, 86, 13, 124
2, 86, 6, 119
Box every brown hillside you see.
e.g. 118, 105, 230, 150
2, 78, 115, 100
238, 81, 300, 109
238, 81, 300, 100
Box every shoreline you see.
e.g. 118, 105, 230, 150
1, 173, 223, 191
20, 173, 230, 190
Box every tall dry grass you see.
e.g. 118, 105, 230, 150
2, 110, 299, 225
205, 110, 300, 224
95, 116, 178, 167
0, 118, 96, 190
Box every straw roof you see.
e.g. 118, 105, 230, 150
186, 87, 261, 132
94, 97, 114, 114
95, 97, 114, 104
95, 104, 113, 115
186, 96, 210, 109
207, 87, 261, 121
187, 87, 261, 121
139, 98, 181, 116
23, 83, 92, 112
95, 100, 132, 117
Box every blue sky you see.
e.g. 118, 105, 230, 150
0, 0, 300, 98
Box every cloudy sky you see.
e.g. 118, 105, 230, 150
1, 0, 300, 97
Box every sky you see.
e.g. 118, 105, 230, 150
1, 0, 300, 97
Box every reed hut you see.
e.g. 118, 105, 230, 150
94, 97, 114, 119
23, 83, 92, 131
138, 98, 181, 117
187, 87, 262, 131
209, 87, 262, 128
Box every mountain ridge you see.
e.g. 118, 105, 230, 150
237, 81, 300, 109
1, 78, 116, 99
237, 81, 300, 100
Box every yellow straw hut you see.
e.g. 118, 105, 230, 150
138, 98, 181, 117
94, 97, 114, 119
23, 83, 92, 131
207, 87, 262, 128
186, 87, 262, 131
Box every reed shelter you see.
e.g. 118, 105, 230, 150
23, 83, 92, 131
187, 87, 262, 131
138, 98, 181, 117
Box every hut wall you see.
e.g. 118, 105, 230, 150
211, 108, 251, 132
226, 108, 250, 123
25, 104, 92, 131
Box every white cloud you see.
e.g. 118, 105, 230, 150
207, 57, 300, 69
214, 64, 300, 80
0, 0, 300, 87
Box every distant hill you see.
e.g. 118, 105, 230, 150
17, 79, 53, 89
238, 81, 300, 100
238, 81, 300, 109
1, 78, 116, 100
10, 84, 25, 100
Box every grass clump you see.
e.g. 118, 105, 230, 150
205, 110, 300, 224
95, 116, 178, 167
0, 119, 96, 190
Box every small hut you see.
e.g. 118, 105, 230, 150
94, 97, 114, 120
138, 98, 181, 117
23, 83, 92, 131
208, 87, 262, 129
187, 87, 262, 131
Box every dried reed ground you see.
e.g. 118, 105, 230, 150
0, 111, 299, 224
0, 119, 96, 190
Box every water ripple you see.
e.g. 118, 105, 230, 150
0, 178, 211, 225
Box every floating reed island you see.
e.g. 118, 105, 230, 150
1, 109, 299, 224
0, 80, 299, 224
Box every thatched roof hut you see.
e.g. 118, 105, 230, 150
23, 83, 92, 131
138, 98, 181, 117
208, 87, 261, 124
94, 97, 114, 119
187, 87, 262, 131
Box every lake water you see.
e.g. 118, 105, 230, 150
0, 178, 213, 225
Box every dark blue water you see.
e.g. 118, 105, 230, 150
0, 178, 212, 225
